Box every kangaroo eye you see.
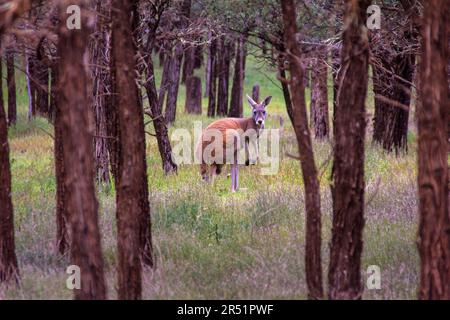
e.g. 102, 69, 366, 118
263, 111, 266, 115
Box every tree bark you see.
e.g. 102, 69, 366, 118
185, 76, 202, 114
53, 62, 69, 256
0, 55, 19, 284
228, 35, 247, 118
281, 0, 323, 300
25, 54, 36, 119
277, 51, 294, 125
140, 4, 178, 175
217, 37, 231, 116
310, 48, 329, 139
6, 51, 16, 126
182, 45, 196, 85
91, 0, 111, 184
417, 0, 450, 300
146, 58, 178, 175
372, 53, 414, 153
57, 0, 106, 300
207, 39, 217, 117
112, 0, 155, 299
164, 44, 183, 125
328, 0, 370, 300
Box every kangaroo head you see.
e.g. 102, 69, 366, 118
246, 95, 272, 129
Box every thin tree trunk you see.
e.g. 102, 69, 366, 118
217, 37, 231, 116
131, 0, 155, 266
277, 51, 294, 125
229, 35, 247, 118
91, 0, 111, 184
35, 41, 50, 119
281, 0, 323, 300
310, 48, 329, 139
57, 0, 106, 300
182, 46, 195, 85
6, 51, 16, 126
141, 6, 178, 175
185, 75, 202, 114
207, 39, 217, 117
164, 44, 183, 124
0, 55, 19, 284
147, 59, 178, 175
204, 32, 212, 98
194, 44, 203, 69
25, 54, 35, 120
417, 0, 450, 300
328, 0, 370, 300
112, 0, 154, 299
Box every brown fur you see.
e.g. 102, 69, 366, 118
197, 117, 258, 180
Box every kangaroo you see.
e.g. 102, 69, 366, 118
197, 94, 272, 192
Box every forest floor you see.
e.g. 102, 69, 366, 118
1, 55, 419, 299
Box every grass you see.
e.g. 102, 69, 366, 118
0, 53, 419, 300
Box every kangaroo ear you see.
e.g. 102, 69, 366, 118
263, 96, 272, 107
246, 94, 257, 108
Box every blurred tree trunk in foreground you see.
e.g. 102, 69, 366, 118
328, 0, 370, 300
112, 0, 155, 299
281, 0, 323, 300
417, 0, 450, 300
57, 0, 106, 300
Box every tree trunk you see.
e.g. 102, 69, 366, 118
277, 51, 294, 125
25, 54, 36, 119
207, 39, 217, 117
331, 47, 340, 127
229, 35, 247, 118
91, 0, 111, 184
53, 63, 69, 256
310, 48, 329, 139
185, 76, 202, 114
0, 55, 19, 284
131, 0, 157, 267
141, 6, 178, 175
105, 55, 120, 183
281, 0, 323, 300
35, 41, 50, 119
372, 53, 414, 153
328, 0, 370, 300
112, 0, 155, 299
217, 37, 231, 116
57, 0, 106, 300
164, 44, 183, 125
6, 51, 16, 126
417, 0, 450, 300
204, 33, 212, 99
145, 59, 178, 175
182, 46, 195, 85
194, 44, 203, 69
